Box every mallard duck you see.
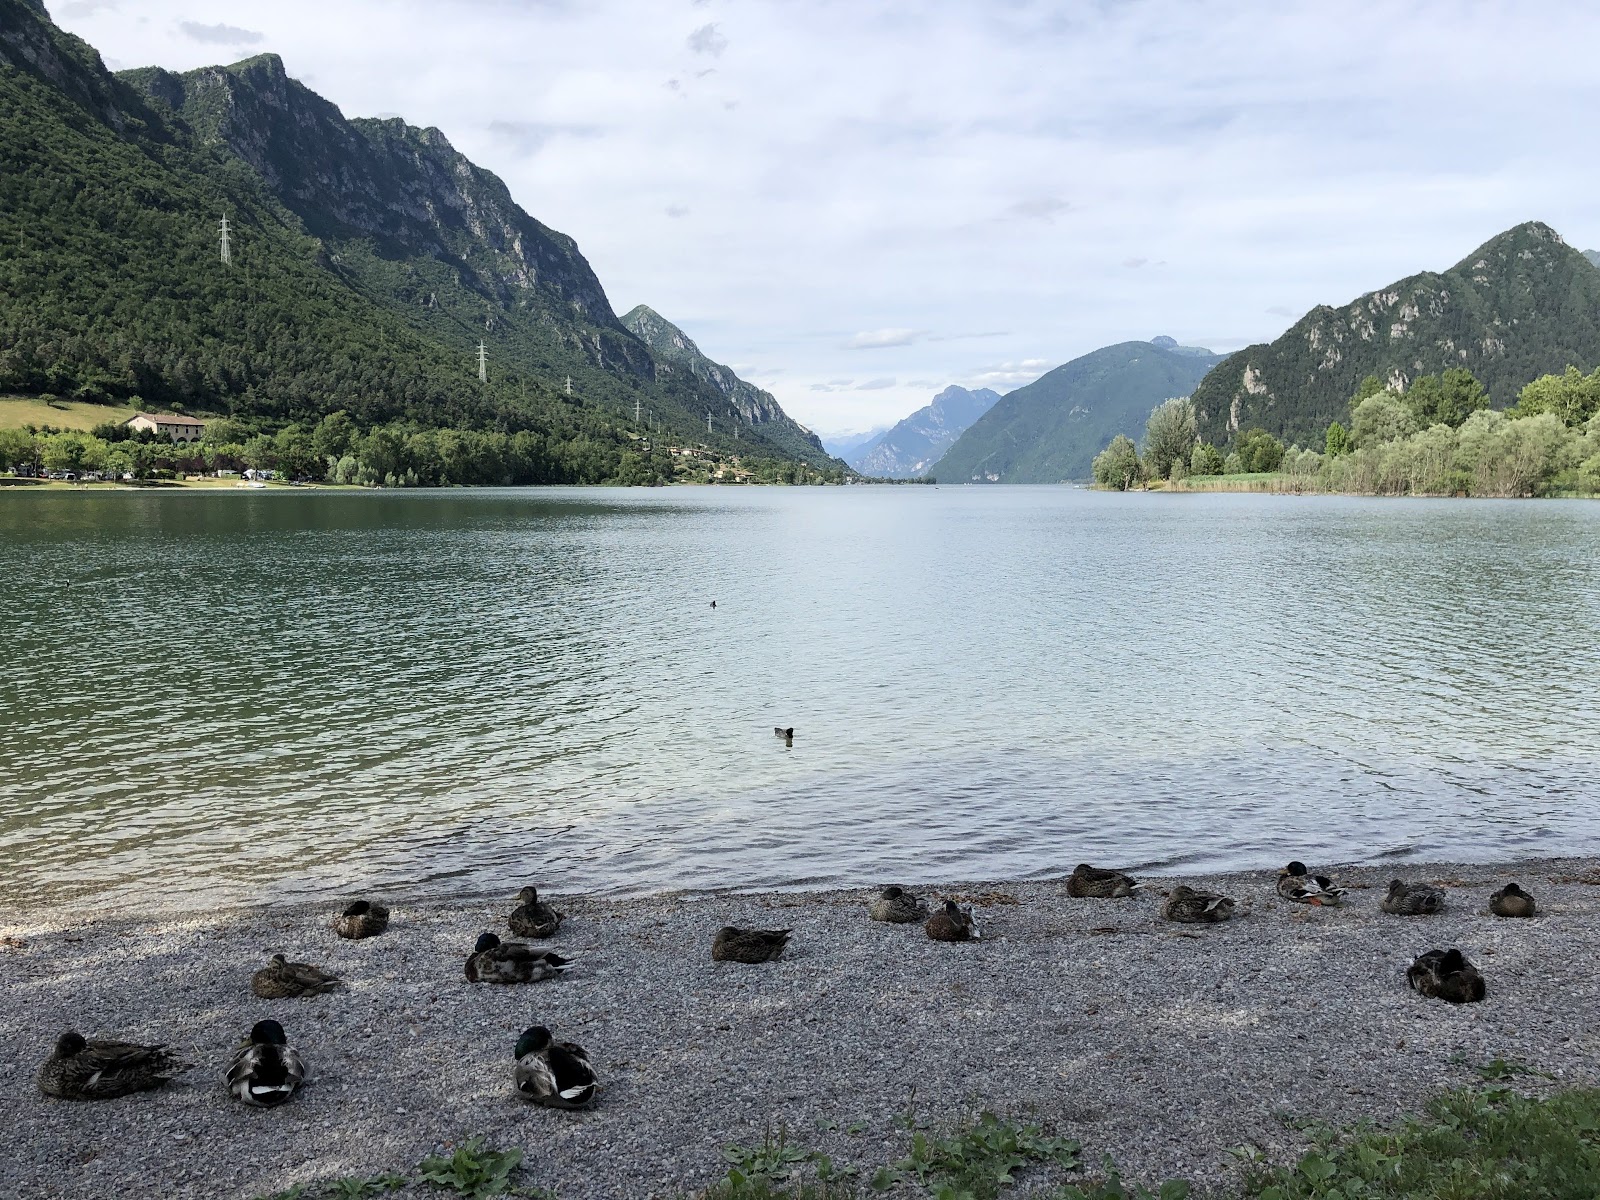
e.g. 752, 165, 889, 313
251, 953, 341, 999
774, 726, 794, 740
508, 886, 564, 939
464, 932, 572, 983
1065, 864, 1136, 898
332, 899, 389, 939
1407, 948, 1485, 1003
1381, 880, 1445, 915
37, 1031, 184, 1100
1277, 861, 1346, 906
924, 899, 980, 942
868, 885, 928, 923
711, 925, 791, 962
1489, 882, 1536, 918
225, 1019, 306, 1107
1161, 885, 1236, 923
513, 1025, 597, 1109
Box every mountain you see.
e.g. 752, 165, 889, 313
1192, 222, 1600, 448
618, 305, 831, 465
930, 340, 1223, 483
849, 385, 999, 477
1586, 249, 1600, 269
821, 427, 889, 460
0, 0, 834, 472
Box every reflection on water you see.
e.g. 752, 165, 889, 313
1, 487, 1598, 912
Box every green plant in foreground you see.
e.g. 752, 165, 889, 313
415, 1136, 526, 1198
874, 1110, 1081, 1200
323, 1174, 407, 1198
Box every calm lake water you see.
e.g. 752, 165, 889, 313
2, 486, 1599, 912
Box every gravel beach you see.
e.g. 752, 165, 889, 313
5, 858, 1599, 1199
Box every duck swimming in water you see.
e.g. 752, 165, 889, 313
1161, 885, 1236, 923
924, 899, 980, 942
712, 925, 791, 962
225, 1019, 306, 1108
464, 932, 572, 984
332, 899, 389, 939
1381, 880, 1445, 916
774, 726, 794, 740
1488, 882, 1536, 918
1065, 864, 1137, 898
868, 886, 928, 923
514, 1025, 597, 1109
1407, 948, 1485, 1003
508, 886, 564, 939
251, 953, 341, 999
37, 1031, 184, 1100
1276, 861, 1346, 906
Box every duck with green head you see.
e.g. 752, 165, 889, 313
225, 1019, 306, 1107
37, 1031, 184, 1100
1489, 883, 1536, 918
251, 953, 341, 999
1276, 861, 1346, 906
514, 1025, 597, 1108
464, 932, 572, 983
332, 899, 389, 939
1161, 885, 1236, 923
1407, 948, 1485, 1003
1381, 880, 1444, 915
508, 886, 564, 939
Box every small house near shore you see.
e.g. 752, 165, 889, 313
125, 412, 206, 442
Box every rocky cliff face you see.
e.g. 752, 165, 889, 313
1192, 222, 1600, 448
850, 385, 999, 478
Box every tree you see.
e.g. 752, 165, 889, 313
311, 411, 357, 461
1091, 434, 1143, 490
1141, 397, 1198, 480
1190, 441, 1224, 475
0, 427, 37, 471
1235, 427, 1285, 473
1350, 394, 1417, 449
40, 431, 105, 475
1406, 368, 1488, 427
1325, 421, 1349, 458
1514, 366, 1600, 427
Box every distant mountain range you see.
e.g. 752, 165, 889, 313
822, 427, 889, 460
1586, 249, 1600, 269
0, 0, 834, 470
931, 339, 1222, 483
1193, 222, 1600, 448
848, 385, 999, 477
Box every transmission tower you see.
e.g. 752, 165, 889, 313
706, 411, 712, 435
566, 376, 573, 395
219, 215, 232, 265
477, 340, 487, 383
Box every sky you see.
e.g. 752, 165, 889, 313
48, 1, 1600, 439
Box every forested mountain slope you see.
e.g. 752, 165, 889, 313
849, 385, 998, 478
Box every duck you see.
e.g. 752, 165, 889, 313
924, 899, 980, 942
1407, 948, 1486, 1003
1276, 861, 1347, 906
251, 953, 341, 999
1161, 885, 1236, 923
332, 899, 389, 939
1489, 882, 1536, 918
513, 1025, 597, 1109
711, 925, 791, 962
37, 1031, 184, 1100
1381, 880, 1445, 916
1065, 864, 1137, 898
225, 1019, 306, 1107
464, 932, 573, 984
508, 886, 564, 939
774, 726, 794, 740
868, 885, 928, 924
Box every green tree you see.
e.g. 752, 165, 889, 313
1325, 421, 1350, 457
1141, 397, 1198, 480
311, 411, 358, 462
1514, 366, 1600, 427
40, 431, 106, 475
0, 427, 38, 471
1235, 427, 1285, 472
1189, 441, 1224, 475
274, 424, 323, 481
1350, 394, 1417, 449
1406, 368, 1489, 427
1091, 434, 1143, 490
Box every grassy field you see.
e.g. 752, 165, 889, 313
0, 395, 138, 431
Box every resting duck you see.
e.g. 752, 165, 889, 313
332, 899, 389, 939
251, 954, 341, 999
514, 1025, 597, 1109
1381, 880, 1445, 916
225, 1019, 305, 1107
1276, 861, 1346, 906
508, 886, 564, 939
464, 932, 572, 984
868, 886, 928, 923
711, 925, 791, 962
1407, 948, 1485, 1003
1489, 883, 1536, 918
37, 1031, 184, 1100
1065, 864, 1137, 898
1161, 885, 1236, 923
924, 899, 980, 942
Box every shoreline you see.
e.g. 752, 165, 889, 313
6, 856, 1599, 1198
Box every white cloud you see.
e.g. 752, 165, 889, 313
686, 22, 727, 57
844, 328, 923, 350
176, 19, 262, 45
854, 377, 896, 390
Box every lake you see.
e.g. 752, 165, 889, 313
2, 486, 1598, 912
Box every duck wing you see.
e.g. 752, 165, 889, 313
547, 1043, 598, 1103
226, 1044, 305, 1107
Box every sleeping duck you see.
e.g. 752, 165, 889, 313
868, 886, 928, 923
1065, 864, 1137, 898
1276, 861, 1346, 906
711, 925, 791, 962
1407, 948, 1485, 1003
508, 886, 564, 939
1488, 883, 1536, 918
1161, 885, 1236, 923
1381, 880, 1445, 916
37, 1031, 184, 1100
225, 1019, 305, 1107
251, 954, 341, 999
514, 1025, 597, 1109
464, 932, 572, 984
332, 900, 389, 939
924, 899, 980, 942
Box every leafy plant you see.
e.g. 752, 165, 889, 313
874, 1111, 1081, 1200
416, 1137, 526, 1198
322, 1175, 407, 1198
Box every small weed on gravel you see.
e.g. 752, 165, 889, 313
416, 1137, 530, 1197
872, 1110, 1081, 1198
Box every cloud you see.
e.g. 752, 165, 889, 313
965, 359, 1055, 389
1005, 197, 1071, 222
854, 377, 896, 390
1122, 257, 1148, 268
844, 328, 923, 350
59, 0, 118, 15
487, 120, 602, 155
177, 20, 264, 45
927, 331, 1008, 342
1265, 305, 1302, 318
664, 204, 690, 218
687, 22, 728, 57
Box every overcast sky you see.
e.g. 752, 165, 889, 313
50, 1, 1600, 438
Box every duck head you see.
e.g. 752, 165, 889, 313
342, 900, 371, 917
54, 1030, 87, 1057
250, 1019, 288, 1046
514, 1025, 553, 1058
1283, 861, 1308, 877
473, 932, 501, 954
268, 953, 288, 968
517, 886, 539, 904
1502, 882, 1527, 897
881, 886, 904, 899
